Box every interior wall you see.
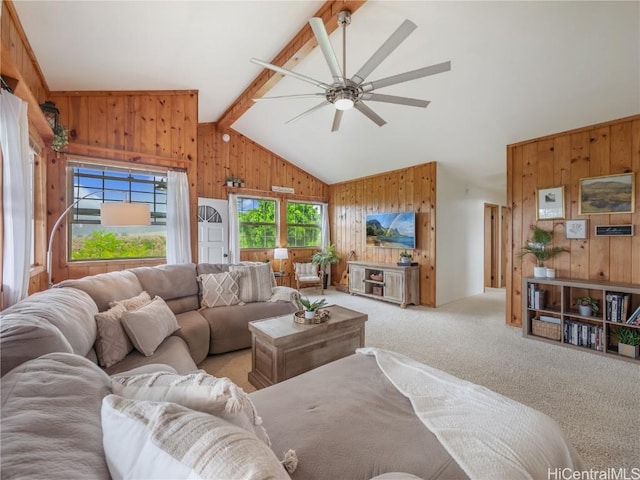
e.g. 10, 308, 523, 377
328, 163, 437, 307
197, 123, 330, 279
45, 90, 199, 285
506, 114, 640, 327
436, 165, 506, 306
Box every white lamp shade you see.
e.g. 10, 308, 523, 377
100, 202, 151, 226
274, 248, 289, 260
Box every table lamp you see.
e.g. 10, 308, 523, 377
274, 248, 288, 273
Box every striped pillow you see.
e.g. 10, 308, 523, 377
229, 263, 274, 303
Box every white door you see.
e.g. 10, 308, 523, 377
197, 198, 228, 264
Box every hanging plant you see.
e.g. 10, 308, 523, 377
51, 124, 69, 152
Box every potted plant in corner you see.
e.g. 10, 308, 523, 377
519, 225, 568, 278
299, 297, 328, 320
575, 296, 599, 317
226, 175, 235, 187
399, 251, 413, 265
613, 327, 640, 359
312, 244, 340, 290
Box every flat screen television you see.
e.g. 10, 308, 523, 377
366, 212, 416, 249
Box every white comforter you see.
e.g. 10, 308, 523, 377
357, 348, 584, 480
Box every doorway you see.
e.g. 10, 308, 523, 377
484, 203, 505, 288
197, 198, 229, 264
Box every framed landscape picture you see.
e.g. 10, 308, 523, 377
536, 186, 564, 220
579, 173, 635, 215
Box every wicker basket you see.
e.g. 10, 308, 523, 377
532, 318, 561, 341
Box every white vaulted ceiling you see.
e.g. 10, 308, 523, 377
13, 1, 640, 192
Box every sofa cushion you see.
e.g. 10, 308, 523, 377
95, 304, 134, 368
57, 270, 143, 312
1, 353, 112, 479
198, 271, 242, 308
0, 313, 73, 377
121, 296, 180, 356
201, 301, 298, 354
1, 287, 98, 360
131, 263, 198, 302
101, 395, 289, 480
174, 310, 210, 365
111, 370, 269, 445
229, 263, 275, 303
105, 335, 197, 376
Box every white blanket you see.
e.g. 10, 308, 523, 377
357, 348, 584, 480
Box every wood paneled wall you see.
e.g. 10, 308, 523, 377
46, 91, 199, 284
506, 115, 640, 326
197, 123, 330, 278
328, 163, 437, 307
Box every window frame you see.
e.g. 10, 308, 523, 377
236, 195, 279, 250
286, 201, 323, 249
67, 159, 168, 262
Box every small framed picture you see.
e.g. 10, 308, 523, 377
579, 173, 635, 215
536, 186, 565, 220
566, 219, 587, 239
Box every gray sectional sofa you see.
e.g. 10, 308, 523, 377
0, 262, 299, 376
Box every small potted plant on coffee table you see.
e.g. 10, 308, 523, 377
299, 297, 328, 320
613, 327, 640, 359
575, 296, 599, 317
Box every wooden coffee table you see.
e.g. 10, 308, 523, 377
247, 305, 367, 389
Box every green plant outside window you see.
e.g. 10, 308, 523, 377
287, 202, 322, 248
237, 198, 277, 249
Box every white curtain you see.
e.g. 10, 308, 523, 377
0, 91, 32, 306
321, 202, 330, 250
228, 194, 240, 264
166, 170, 191, 264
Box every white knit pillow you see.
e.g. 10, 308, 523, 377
109, 291, 151, 311
197, 272, 241, 308
111, 370, 269, 445
229, 263, 274, 303
101, 395, 290, 480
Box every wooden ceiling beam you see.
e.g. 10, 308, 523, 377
216, 0, 367, 129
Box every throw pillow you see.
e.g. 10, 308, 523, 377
294, 262, 318, 277
109, 290, 151, 311
120, 296, 179, 357
111, 370, 269, 445
94, 304, 133, 368
197, 272, 241, 308
268, 286, 301, 305
229, 263, 274, 303
101, 395, 291, 480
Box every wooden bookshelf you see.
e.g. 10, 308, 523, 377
522, 277, 640, 363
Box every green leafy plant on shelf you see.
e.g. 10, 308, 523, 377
51, 124, 69, 152
613, 327, 640, 347
519, 225, 568, 267
399, 251, 412, 259
298, 297, 327, 313
574, 296, 599, 314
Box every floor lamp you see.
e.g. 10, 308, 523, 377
47, 192, 151, 288
274, 247, 288, 273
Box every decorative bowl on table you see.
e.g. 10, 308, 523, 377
293, 309, 331, 325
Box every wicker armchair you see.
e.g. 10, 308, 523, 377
293, 259, 324, 294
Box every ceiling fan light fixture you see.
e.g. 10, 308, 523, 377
335, 97, 354, 111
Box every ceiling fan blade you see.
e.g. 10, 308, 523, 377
250, 58, 331, 90
354, 102, 387, 127
351, 20, 417, 85
254, 93, 326, 101
360, 61, 451, 92
331, 110, 344, 132
361, 92, 430, 108
285, 101, 330, 125
309, 17, 344, 84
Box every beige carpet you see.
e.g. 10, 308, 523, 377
199, 287, 640, 471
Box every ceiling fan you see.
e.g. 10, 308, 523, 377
250, 10, 451, 132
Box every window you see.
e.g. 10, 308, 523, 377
69, 162, 167, 261
287, 202, 322, 248
237, 197, 277, 249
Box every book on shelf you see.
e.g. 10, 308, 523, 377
539, 315, 561, 324
626, 305, 640, 325
605, 292, 630, 323
527, 284, 546, 310
563, 320, 603, 351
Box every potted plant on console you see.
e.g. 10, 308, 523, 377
575, 296, 599, 317
613, 327, 640, 359
399, 251, 413, 265
519, 225, 568, 278
299, 297, 328, 320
